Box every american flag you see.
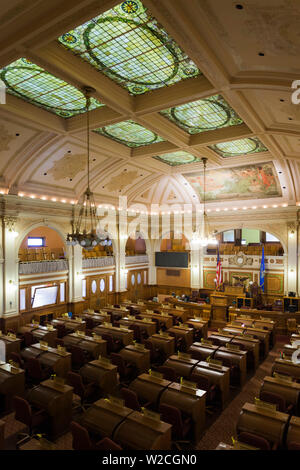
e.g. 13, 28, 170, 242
216, 246, 222, 288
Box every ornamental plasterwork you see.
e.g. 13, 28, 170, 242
0, 124, 14, 152
47, 153, 89, 181
228, 251, 253, 267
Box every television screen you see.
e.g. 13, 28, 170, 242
28, 237, 44, 247
32, 285, 58, 308
155, 252, 188, 268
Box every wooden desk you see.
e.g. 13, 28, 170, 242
283, 343, 298, 358
0, 363, 25, 412
124, 302, 189, 322
81, 398, 133, 438
185, 319, 208, 339
167, 326, 194, 350
63, 333, 107, 358
272, 358, 300, 381
19, 324, 57, 348
149, 334, 175, 358
261, 376, 300, 415
139, 312, 173, 329
21, 344, 71, 377
286, 416, 300, 448
28, 344, 72, 377
93, 325, 133, 346
119, 345, 151, 373
52, 318, 86, 333
27, 379, 73, 439
129, 373, 171, 407
210, 333, 260, 370
114, 410, 172, 450
160, 382, 206, 443
101, 307, 130, 320
81, 312, 110, 326
188, 342, 247, 386
120, 317, 156, 337
0, 335, 21, 361
192, 361, 230, 409
236, 402, 289, 447
80, 360, 118, 395
167, 298, 211, 320
224, 325, 269, 357
164, 355, 198, 379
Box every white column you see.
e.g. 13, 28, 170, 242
148, 240, 156, 285
3, 218, 19, 315
190, 248, 201, 288
70, 244, 83, 302
287, 223, 298, 294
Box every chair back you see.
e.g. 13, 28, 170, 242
157, 366, 176, 382
71, 346, 86, 368
13, 396, 32, 427
96, 437, 122, 450
55, 338, 64, 348
57, 323, 67, 338
121, 388, 141, 411
238, 431, 271, 450
102, 334, 114, 353
110, 353, 126, 376
27, 358, 43, 380
24, 332, 34, 347
190, 373, 210, 391
71, 421, 92, 450
67, 371, 85, 398
85, 318, 94, 330
260, 390, 286, 412
131, 324, 141, 342
10, 352, 23, 368
159, 403, 183, 438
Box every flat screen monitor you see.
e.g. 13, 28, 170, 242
155, 252, 188, 268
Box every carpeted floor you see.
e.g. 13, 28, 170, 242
196, 336, 288, 450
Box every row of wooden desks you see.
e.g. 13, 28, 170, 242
122, 301, 189, 322
237, 402, 300, 448
129, 373, 206, 443
0, 334, 21, 361
209, 332, 260, 370
149, 333, 175, 358
80, 359, 119, 395
81, 398, 172, 450
164, 354, 230, 408
21, 343, 72, 377
27, 379, 73, 439
223, 324, 270, 357
188, 342, 247, 386
272, 357, 300, 381
261, 375, 300, 415
18, 324, 58, 348
63, 333, 107, 358
52, 317, 86, 333
120, 317, 157, 336
0, 362, 25, 412
93, 324, 134, 346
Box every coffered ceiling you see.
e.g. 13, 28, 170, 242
0, 0, 298, 211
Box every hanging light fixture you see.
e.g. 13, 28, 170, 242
66, 86, 107, 250
198, 157, 218, 247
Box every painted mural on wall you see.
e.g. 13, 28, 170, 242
184, 162, 282, 201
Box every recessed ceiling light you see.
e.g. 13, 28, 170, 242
258, 52, 265, 56
288, 117, 293, 121
15, 133, 20, 136
280, 99, 285, 102
235, 4, 244, 9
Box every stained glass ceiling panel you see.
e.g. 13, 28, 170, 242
160, 94, 243, 134
209, 137, 268, 157
153, 151, 201, 167
58, 0, 201, 95
94, 120, 164, 147
0, 58, 104, 118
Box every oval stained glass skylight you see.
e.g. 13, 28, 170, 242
58, 0, 201, 95
172, 100, 229, 130
153, 151, 201, 167
93, 120, 164, 147
160, 94, 244, 134
210, 137, 270, 158
0, 58, 104, 118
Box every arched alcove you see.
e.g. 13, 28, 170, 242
18, 225, 66, 261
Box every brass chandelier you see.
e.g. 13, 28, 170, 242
66, 86, 109, 249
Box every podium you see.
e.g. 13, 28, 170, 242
210, 294, 229, 328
